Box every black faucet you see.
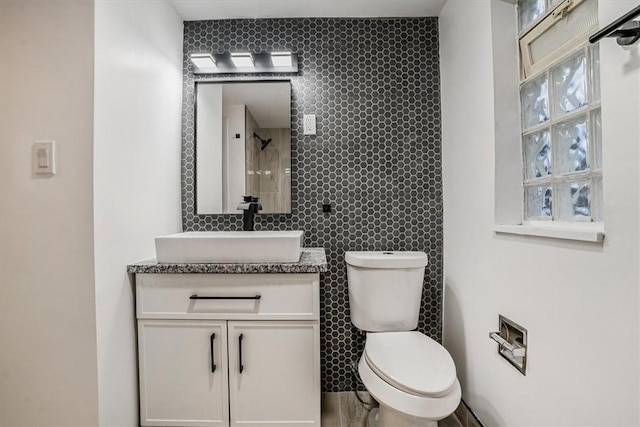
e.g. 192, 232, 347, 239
237, 196, 262, 231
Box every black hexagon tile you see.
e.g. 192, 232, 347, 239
181, 18, 441, 392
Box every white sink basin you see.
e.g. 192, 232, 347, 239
155, 231, 304, 264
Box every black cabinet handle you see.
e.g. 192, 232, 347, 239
210, 333, 216, 373
190, 294, 261, 300
239, 333, 244, 374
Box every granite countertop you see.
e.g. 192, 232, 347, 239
127, 247, 328, 274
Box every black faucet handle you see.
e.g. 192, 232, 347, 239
250, 197, 262, 211
243, 195, 253, 202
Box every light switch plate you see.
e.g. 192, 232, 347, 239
303, 114, 316, 135
33, 141, 56, 176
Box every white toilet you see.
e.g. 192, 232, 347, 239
346, 251, 461, 427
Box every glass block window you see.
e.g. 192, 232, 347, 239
518, 0, 602, 223
519, 0, 547, 31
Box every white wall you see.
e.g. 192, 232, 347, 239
0, 1, 99, 425
93, 1, 183, 425
197, 84, 224, 214
440, 1, 640, 425
224, 104, 247, 210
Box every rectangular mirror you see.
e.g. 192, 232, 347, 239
195, 81, 291, 214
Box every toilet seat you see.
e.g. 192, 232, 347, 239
364, 331, 457, 398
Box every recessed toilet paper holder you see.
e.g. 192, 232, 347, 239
489, 315, 527, 375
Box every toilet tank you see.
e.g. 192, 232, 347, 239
346, 251, 428, 332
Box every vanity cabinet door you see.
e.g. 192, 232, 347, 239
227, 321, 320, 427
138, 320, 229, 426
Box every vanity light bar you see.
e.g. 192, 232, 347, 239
190, 52, 299, 75
230, 52, 254, 67
189, 53, 216, 69
271, 51, 292, 67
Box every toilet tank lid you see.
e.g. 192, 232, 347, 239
345, 251, 428, 268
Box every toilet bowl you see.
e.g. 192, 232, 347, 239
345, 251, 461, 427
359, 331, 461, 426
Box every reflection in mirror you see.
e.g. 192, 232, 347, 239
196, 81, 291, 215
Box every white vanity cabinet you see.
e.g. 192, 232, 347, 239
227, 321, 319, 426
138, 319, 229, 426
135, 273, 321, 427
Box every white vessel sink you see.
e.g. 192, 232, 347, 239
155, 231, 304, 264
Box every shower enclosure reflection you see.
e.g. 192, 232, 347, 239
196, 81, 291, 214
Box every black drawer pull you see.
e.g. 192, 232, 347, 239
190, 294, 261, 300
210, 333, 216, 373
239, 334, 244, 374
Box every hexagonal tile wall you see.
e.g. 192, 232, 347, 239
182, 18, 442, 392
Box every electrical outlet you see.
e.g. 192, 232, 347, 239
303, 114, 316, 135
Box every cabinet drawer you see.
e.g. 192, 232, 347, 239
136, 273, 319, 320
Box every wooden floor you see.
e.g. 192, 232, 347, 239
320, 392, 468, 427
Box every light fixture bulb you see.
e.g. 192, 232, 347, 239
271, 51, 292, 67
230, 52, 254, 67
189, 53, 216, 69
